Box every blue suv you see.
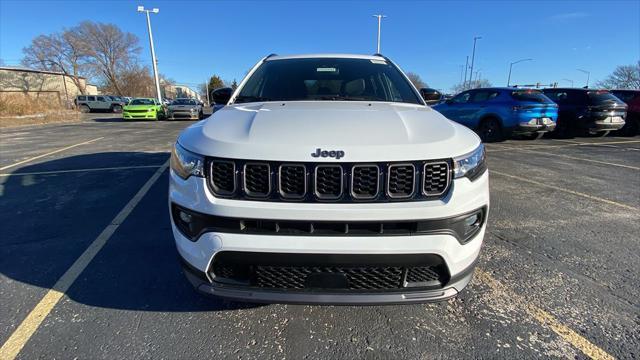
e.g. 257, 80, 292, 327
433, 88, 558, 142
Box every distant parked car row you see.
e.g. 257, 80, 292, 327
430, 87, 637, 141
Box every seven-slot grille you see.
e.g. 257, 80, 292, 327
207, 158, 451, 202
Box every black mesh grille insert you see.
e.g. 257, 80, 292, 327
255, 266, 404, 290
244, 163, 271, 196
351, 165, 379, 199
406, 266, 441, 283
315, 165, 343, 199
279, 165, 306, 198
209, 161, 235, 195
388, 164, 415, 198
423, 162, 450, 196
209, 252, 450, 292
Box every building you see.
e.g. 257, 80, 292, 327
0, 66, 98, 107
162, 84, 200, 100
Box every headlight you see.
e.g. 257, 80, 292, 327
171, 143, 204, 179
453, 143, 487, 181
190, 108, 197, 113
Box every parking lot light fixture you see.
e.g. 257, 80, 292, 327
138, 5, 163, 103
372, 14, 387, 54
562, 78, 574, 87
577, 69, 590, 87
468, 36, 482, 89
507, 58, 533, 86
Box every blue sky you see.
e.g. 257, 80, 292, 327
1, 0, 639, 92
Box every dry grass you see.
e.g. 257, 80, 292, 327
0, 94, 80, 128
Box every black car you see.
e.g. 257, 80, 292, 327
609, 90, 639, 136
542, 88, 627, 137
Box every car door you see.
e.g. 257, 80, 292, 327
95, 96, 109, 110
435, 91, 471, 121
457, 90, 495, 127
85, 96, 96, 109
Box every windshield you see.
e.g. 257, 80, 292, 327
587, 91, 624, 105
235, 58, 422, 105
511, 90, 554, 103
130, 99, 155, 105
171, 99, 196, 105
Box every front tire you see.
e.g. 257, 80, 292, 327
477, 118, 503, 142
79, 104, 90, 113
111, 105, 122, 113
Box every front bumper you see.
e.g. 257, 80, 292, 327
180, 253, 477, 304
170, 170, 489, 304
589, 118, 626, 131
123, 111, 157, 120
167, 111, 199, 120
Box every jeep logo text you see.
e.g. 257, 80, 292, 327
311, 148, 345, 160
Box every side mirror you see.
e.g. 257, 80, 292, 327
211, 87, 233, 105
420, 88, 444, 106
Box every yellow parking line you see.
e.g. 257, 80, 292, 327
0, 160, 169, 360
0, 137, 104, 171
490, 170, 639, 212
476, 269, 615, 360
0, 165, 163, 177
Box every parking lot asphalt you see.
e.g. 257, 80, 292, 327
1, 115, 638, 359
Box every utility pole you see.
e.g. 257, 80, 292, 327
463, 56, 469, 89
507, 58, 533, 86
577, 69, 590, 87
205, 80, 210, 106
468, 36, 482, 90
138, 6, 162, 102
372, 14, 386, 54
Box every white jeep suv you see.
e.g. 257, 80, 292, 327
169, 54, 489, 304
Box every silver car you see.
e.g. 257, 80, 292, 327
166, 98, 203, 120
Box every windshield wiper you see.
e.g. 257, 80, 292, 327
313, 95, 376, 101
234, 95, 272, 103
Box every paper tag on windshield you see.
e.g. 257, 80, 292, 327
317, 67, 337, 72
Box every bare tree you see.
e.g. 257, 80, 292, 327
596, 62, 640, 89
22, 30, 88, 94
75, 21, 141, 95
451, 79, 492, 94
405, 72, 427, 89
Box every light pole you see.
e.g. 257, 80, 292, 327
138, 6, 162, 102
577, 69, 590, 87
507, 58, 533, 86
562, 78, 574, 87
463, 56, 469, 89
372, 14, 386, 54
468, 36, 482, 89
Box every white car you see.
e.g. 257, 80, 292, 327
169, 54, 489, 304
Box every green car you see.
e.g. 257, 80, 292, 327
123, 98, 165, 120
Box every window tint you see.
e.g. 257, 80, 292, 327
611, 91, 637, 102
236, 58, 422, 105
130, 99, 155, 105
471, 90, 499, 102
543, 91, 569, 103
511, 90, 553, 103
451, 92, 471, 104
172, 99, 197, 105
97, 96, 106, 101
88, 96, 96, 101
587, 91, 625, 105
78, 96, 86, 101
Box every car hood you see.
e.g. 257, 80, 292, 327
178, 101, 480, 162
